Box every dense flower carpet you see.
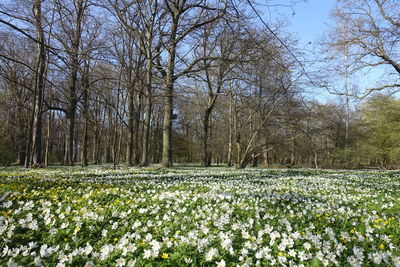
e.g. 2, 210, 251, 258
0, 167, 399, 266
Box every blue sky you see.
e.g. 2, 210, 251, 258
260, 0, 337, 45
285, 0, 337, 45
260, 0, 358, 103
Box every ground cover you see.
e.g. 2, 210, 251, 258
0, 167, 399, 266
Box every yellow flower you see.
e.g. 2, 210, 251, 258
278, 252, 284, 256
379, 244, 385, 250
161, 253, 169, 259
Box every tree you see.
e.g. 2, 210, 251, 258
359, 95, 400, 168
157, 0, 227, 168
29, 0, 47, 167
191, 24, 239, 167
0, 0, 50, 167
51, 0, 91, 165
327, 0, 400, 98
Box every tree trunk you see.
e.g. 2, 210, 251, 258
64, 103, 76, 165
133, 95, 141, 165
162, 38, 177, 168
252, 153, 258, 167
30, 0, 46, 167
202, 109, 211, 167
314, 150, 319, 169
263, 149, 269, 168
140, 53, 153, 167
80, 64, 89, 167
44, 111, 51, 167
162, 86, 173, 168
227, 93, 233, 166
141, 93, 152, 166
126, 89, 135, 166
63, 0, 84, 166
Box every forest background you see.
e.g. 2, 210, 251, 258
0, 0, 399, 169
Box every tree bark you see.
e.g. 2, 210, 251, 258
162, 28, 177, 168
80, 63, 89, 167
202, 109, 212, 167
126, 88, 135, 166
30, 0, 46, 167
44, 111, 51, 167
140, 50, 153, 167
63, 1, 84, 166
227, 92, 233, 166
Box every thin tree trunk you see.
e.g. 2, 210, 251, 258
30, 0, 46, 167
44, 111, 51, 166
314, 150, 319, 169
227, 93, 233, 166
263, 149, 269, 168
80, 63, 89, 167
162, 86, 173, 168
133, 95, 141, 165
140, 54, 153, 166
63, 0, 84, 166
126, 89, 135, 166
202, 109, 211, 167
162, 39, 177, 168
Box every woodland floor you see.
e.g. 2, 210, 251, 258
0, 167, 399, 266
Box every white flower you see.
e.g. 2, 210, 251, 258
205, 248, 218, 261
100, 245, 113, 260
298, 251, 307, 261
116, 258, 126, 267
303, 242, 311, 251
270, 231, 281, 240
84, 261, 94, 267
347, 255, 361, 267
84, 243, 93, 255
101, 229, 108, 237
40, 245, 49, 258
353, 246, 363, 260
58, 253, 68, 263
7, 259, 19, 267
143, 249, 152, 259
34, 256, 42, 266
221, 238, 232, 251
145, 233, 152, 242
393, 256, 400, 267
127, 259, 137, 267
150, 240, 161, 251
217, 259, 226, 267
372, 252, 382, 264
4, 200, 12, 208
184, 258, 193, 264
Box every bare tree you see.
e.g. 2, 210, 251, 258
156, 0, 227, 167
326, 0, 400, 98
191, 24, 239, 167
51, 0, 91, 165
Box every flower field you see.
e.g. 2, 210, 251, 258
1, 167, 399, 267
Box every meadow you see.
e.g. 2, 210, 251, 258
0, 167, 399, 266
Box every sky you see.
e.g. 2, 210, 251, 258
260, 0, 340, 103
284, 0, 337, 46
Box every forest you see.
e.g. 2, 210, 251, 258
0, 0, 400, 169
